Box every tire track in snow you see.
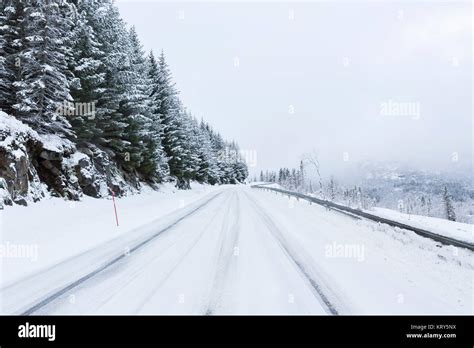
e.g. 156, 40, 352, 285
64, 191, 236, 314
132, 191, 236, 313
20, 191, 225, 315
243, 190, 349, 315
204, 190, 241, 314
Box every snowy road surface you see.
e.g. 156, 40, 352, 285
1, 186, 472, 315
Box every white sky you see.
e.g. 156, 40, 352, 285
116, 0, 472, 178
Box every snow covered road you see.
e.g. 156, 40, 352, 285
1, 186, 472, 315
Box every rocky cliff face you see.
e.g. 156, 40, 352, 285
0, 112, 140, 207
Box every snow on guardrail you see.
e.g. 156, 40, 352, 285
252, 185, 474, 252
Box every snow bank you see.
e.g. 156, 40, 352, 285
371, 207, 474, 244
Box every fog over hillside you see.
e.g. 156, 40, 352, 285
117, 1, 472, 177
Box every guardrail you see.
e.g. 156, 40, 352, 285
252, 185, 474, 252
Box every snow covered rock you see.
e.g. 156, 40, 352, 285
63, 145, 139, 199
0, 112, 47, 205
0, 112, 141, 206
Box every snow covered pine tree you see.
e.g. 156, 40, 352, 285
0, 0, 247, 206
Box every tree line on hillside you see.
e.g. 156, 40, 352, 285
0, 0, 248, 189
255, 163, 458, 221
256, 165, 375, 211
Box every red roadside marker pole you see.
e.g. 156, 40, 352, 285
109, 188, 119, 227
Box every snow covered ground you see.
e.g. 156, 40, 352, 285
0, 183, 224, 287
0, 185, 472, 315
370, 207, 474, 244
257, 183, 473, 245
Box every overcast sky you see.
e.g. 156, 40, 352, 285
116, 0, 472, 178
